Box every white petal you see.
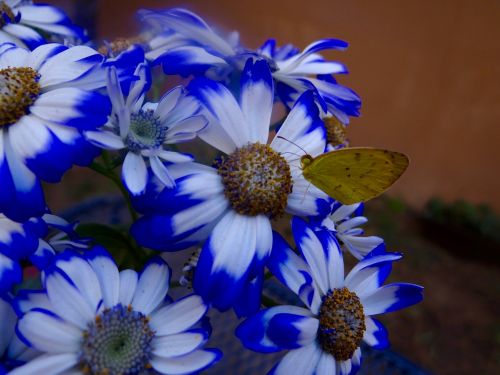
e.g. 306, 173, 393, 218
151, 349, 219, 375
118, 269, 138, 306
273, 342, 322, 375
316, 352, 336, 374
149, 155, 175, 188
18, 310, 81, 353
152, 331, 205, 358
45, 272, 95, 330
85, 130, 124, 150
150, 295, 207, 336
87, 253, 120, 308
154, 86, 183, 123
131, 260, 170, 315
8, 353, 78, 375
122, 152, 148, 195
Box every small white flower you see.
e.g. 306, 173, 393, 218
85, 64, 207, 195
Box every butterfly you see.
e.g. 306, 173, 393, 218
300, 147, 409, 205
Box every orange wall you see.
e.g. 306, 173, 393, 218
87, 0, 500, 210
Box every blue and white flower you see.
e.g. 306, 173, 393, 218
0, 42, 111, 221
0, 213, 86, 294
237, 217, 423, 375
139, 8, 360, 121
131, 59, 330, 313
259, 39, 361, 123
0, 1, 85, 49
310, 202, 384, 259
85, 63, 207, 195
11, 247, 221, 375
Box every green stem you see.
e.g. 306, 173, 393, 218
89, 159, 138, 222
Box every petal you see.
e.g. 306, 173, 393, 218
118, 269, 138, 306
292, 217, 329, 296
122, 152, 148, 195
17, 309, 81, 353
188, 78, 248, 149
44, 271, 95, 330
150, 155, 176, 189
363, 316, 389, 349
150, 294, 207, 336
84, 130, 124, 150
344, 253, 402, 299
273, 342, 322, 375
150, 348, 221, 375
240, 58, 273, 144
85, 247, 120, 308
194, 212, 271, 310
152, 330, 207, 358
236, 305, 313, 353
8, 353, 78, 375
361, 283, 424, 316
131, 257, 171, 315
315, 351, 336, 374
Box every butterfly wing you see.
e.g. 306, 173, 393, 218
302, 148, 409, 204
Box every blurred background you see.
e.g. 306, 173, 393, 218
46, 1, 500, 374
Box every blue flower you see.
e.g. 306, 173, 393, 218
85, 63, 207, 195
237, 217, 423, 375
139, 8, 360, 120
131, 59, 331, 314
0, 42, 110, 221
310, 202, 385, 259
11, 247, 221, 375
0, 213, 86, 294
0, 1, 86, 50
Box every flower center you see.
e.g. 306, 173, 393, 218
98, 36, 146, 57
317, 287, 366, 361
217, 142, 292, 218
0, 2, 17, 28
80, 305, 155, 375
0, 67, 41, 127
125, 109, 166, 151
324, 116, 348, 147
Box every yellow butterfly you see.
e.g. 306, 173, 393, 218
300, 148, 409, 205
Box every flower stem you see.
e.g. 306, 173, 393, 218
89, 153, 138, 222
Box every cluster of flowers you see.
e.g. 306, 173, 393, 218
0, 2, 423, 375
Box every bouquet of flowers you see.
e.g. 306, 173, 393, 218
0, 2, 423, 374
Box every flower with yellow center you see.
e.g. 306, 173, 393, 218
237, 217, 423, 375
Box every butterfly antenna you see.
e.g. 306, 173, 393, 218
277, 136, 308, 155
301, 182, 312, 204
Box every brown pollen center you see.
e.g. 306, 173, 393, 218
217, 142, 293, 218
317, 287, 366, 361
0, 2, 16, 28
324, 116, 349, 147
98, 36, 146, 57
0, 67, 41, 127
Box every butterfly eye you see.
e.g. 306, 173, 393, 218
300, 154, 314, 169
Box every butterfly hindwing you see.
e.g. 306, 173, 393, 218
302, 148, 409, 204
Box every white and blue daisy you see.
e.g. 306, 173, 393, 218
310, 202, 385, 260
85, 63, 207, 195
139, 8, 360, 121
11, 247, 221, 375
236, 217, 423, 375
0, 213, 86, 294
131, 58, 331, 313
0, 42, 110, 221
0, 1, 85, 50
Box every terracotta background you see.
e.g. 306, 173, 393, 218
54, 0, 500, 211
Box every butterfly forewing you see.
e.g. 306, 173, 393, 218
302, 147, 409, 204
